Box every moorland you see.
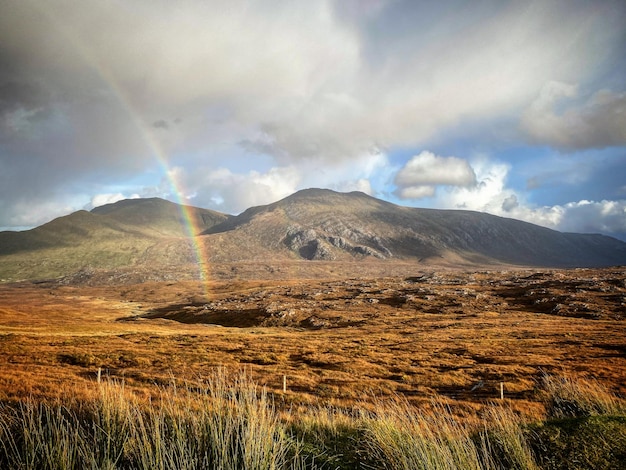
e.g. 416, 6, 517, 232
1, 191, 625, 468
1, 264, 624, 408
1, 264, 625, 469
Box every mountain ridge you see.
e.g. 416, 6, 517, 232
205, 189, 626, 267
1, 190, 625, 282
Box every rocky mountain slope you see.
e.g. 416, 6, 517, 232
205, 189, 626, 267
1, 189, 625, 282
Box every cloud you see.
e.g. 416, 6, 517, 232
493, 199, 626, 242
397, 185, 436, 200
330, 178, 373, 195
501, 195, 519, 212
427, 156, 626, 240
521, 82, 626, 150
0, 197, 83, 231
394, 151, 476, 199
167, 165, 301, 215
165, 151, 388, 214
530, 200, 626, 236
432, 158, 512, 210
0, 0, 625, 230
2, 0, 622, 164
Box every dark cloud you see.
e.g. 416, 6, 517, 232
0, 80, 46, 111
501, 195, 519, 212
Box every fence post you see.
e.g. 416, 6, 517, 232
500, 382, 504, 400
283, 374, 287, 393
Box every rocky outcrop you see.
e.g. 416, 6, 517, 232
283, 225, 391, 260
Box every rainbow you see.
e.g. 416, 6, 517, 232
34, 2, 212, 296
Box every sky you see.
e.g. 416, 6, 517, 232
1, 0, 625, 240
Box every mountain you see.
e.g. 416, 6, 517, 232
1, 189, 625, 282
204, 188, 626, 267
0, 198, 229, 281
90, 197, 228, 237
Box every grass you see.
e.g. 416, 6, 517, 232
0, 372, 623, 469
539, 372, 625, 419
1, 269, 625, 467
529, 415, 626, 470
1, 269, 624, 408
479, 406, 538, 470
527, 373, 626, 470
364, 398, 485, 470
0, 372, 297, 470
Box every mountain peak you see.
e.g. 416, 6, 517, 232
283, 188, 376, 202
90, 197, 229, 234
285, 188, 369, 199
90, 197, 172, 215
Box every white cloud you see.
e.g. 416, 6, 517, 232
396, 151, 477, 186
1, 198, 82, 230
540, 200, 626, 235
172, 166, 301, 214
161, 151, 389, 214
427, 157, 626, 239
434, 158, 512, 211
331, 178, 373, 195
489, 198, 626, 241
397, 185, 436, 200
521, 81, 626, 149
394, 151, 477, 200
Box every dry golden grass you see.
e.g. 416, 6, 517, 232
0, 266, 624, 421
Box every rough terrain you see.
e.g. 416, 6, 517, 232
0, 265, 623, 419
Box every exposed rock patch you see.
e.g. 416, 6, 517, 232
118, 268, 626, 329
283, 224, 391, 260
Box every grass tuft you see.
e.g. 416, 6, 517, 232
479, 405, 538, 470
539, 373, 625, 419
363, 398, 484, 470
0, 371, 298, 470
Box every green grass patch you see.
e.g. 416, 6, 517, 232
529, 415, 626, 470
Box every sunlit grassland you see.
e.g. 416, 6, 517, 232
0, 371, 624, 469
1, 269, 625, 468
1, 273, 624, 410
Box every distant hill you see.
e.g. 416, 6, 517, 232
0, 198, 229, 281
1, 190, 625, 282
90, 197, 228, 237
